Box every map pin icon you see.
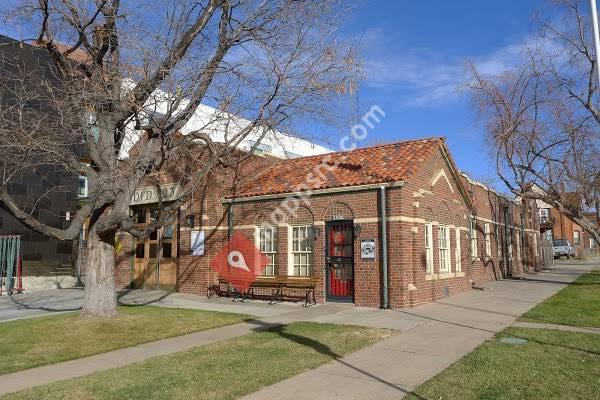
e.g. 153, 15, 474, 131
227, 250, 251, 272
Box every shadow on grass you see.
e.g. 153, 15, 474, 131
6, 289, 172, 313
244, 319, 430, 400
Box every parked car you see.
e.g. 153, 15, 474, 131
553, 239, 575, 259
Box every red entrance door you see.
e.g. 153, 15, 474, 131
325, 221, 354, 301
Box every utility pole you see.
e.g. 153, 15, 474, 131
591, 0, 600, 87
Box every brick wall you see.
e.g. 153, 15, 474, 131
115, 142, 542, 309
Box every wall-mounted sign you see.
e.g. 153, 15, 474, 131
361, 239, 376, 260
131, 183, 182, 206
191, 230, 205, 256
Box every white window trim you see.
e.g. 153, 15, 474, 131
425, 223, 434, 274
77, 175, 89, 198
573, 230, 581, 245
516, 231, 521, 261
484, 223, 491, 258
256, 226, 277, 276
496, 226, 503, 259
455, 227, 462, 273
470, 219, 478, 260
438, 225, 450, 273
290, 225, 313, 276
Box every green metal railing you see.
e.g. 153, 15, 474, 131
0, 235, 21, 295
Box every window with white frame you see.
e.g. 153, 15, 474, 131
257, 226, 277, 275
455, 228, 462, 272
516, 231, 521, 260
439, 225, 450, 273
591, 238, 597, 249
292, 226, 313, 276
496, 226, 503, 259
470, 218, 478, 259
425, 223, 433, 274
573, 230, 581, 245
544, 229, 553, 242
77, 176, 88, 198
484, 223, 491, 258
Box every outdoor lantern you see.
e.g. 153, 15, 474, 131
310, 226, 321, 240
354, 224, 362, 238
186, 214, 195, 229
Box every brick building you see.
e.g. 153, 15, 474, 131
115, 137, 541, 308
535, 191, 597, 258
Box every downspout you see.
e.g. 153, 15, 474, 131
503, 206, 511, 278
379, 186, 389, 309
227, 204, 233, 240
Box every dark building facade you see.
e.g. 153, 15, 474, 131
0, 35, 81, 275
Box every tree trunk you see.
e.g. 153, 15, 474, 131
82, 228, 118, 318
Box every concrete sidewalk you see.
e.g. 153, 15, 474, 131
242, 260, 597, 400
0, 260, 595, 398
0, 287, 305, 322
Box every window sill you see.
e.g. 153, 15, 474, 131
427, 272, 466, 280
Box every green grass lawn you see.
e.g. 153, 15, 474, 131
406, 327, 600, 400
521, 270, 600, 327
2, 322, 393, 400
0, 306, 251, 375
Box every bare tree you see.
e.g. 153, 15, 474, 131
0, 0, 353, 317
467, 0, 600, 244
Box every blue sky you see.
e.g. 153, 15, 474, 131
0, 0, 554, 190
332, 0, 549, 189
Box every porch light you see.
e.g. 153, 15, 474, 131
354, 224, 362, 238
310, 226, 321, 240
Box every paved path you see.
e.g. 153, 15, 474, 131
0, 287, 304, 322
242, 260, 598, 400
512, 321, 600, 335
0, 259, 596, 398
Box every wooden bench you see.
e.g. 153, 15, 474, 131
207, 276, 318, 306
280, 276, 318, 307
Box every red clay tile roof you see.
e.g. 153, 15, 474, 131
232, 137, 444, 198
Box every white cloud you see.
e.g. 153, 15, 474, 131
359, 29, 537, 108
